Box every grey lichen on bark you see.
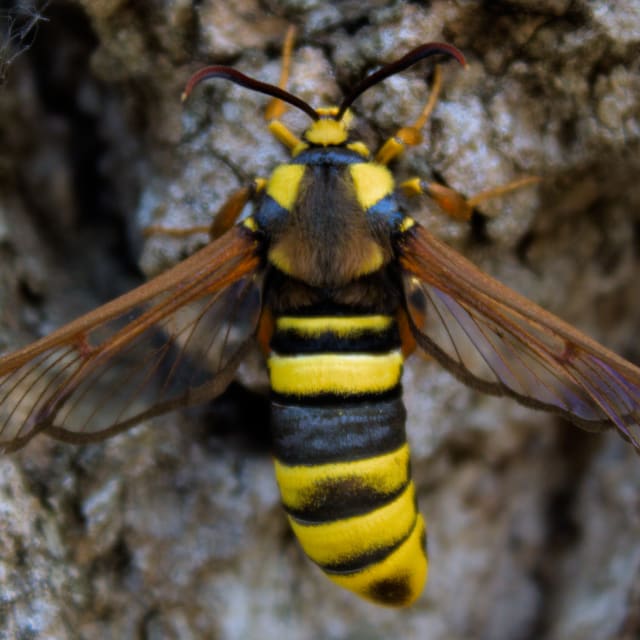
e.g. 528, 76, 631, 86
0, 1, 639, 639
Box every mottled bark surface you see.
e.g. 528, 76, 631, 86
0, 1, 639, 638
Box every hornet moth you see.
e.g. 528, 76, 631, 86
1, 29, 639, 607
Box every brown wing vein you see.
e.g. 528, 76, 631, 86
0, 226, 261, 452
435, 287, 570, 410
398, 223, 640, 451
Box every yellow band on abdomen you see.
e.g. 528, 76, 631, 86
268, 351, 403, 396
328, 515, 427, 607
288, 482, 417, 566
276, 314, 393, 337
274, 444, 410, 512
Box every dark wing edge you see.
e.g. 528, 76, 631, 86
397, 223, 640, 452
0, 225, 262, 452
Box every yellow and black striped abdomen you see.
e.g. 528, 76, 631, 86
268, 314, 427, 606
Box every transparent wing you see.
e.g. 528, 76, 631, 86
0, 226, 262, 452
397, 223, 640, 452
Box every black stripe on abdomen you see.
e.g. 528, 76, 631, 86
271, 397, 406, 465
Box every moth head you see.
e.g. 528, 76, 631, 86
302, 107, 353, 147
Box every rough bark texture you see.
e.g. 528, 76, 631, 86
1, 1, 639, 638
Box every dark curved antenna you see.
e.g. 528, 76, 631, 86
182, 65, 319, 121
337, 42, 466, 120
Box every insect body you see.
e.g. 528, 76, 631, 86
1, 33, 639, 607
257, 124, 428, 605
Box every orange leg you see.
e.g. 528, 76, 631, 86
263, 26, 303, 152
264, 25, 296, 122
372, 59, 540, 220
144, 178, 266, 241
208, 179, 266, 238
376, 65, 444, 166
399, 175, 541, 221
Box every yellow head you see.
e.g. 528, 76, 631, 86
302, 107, 353, 146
